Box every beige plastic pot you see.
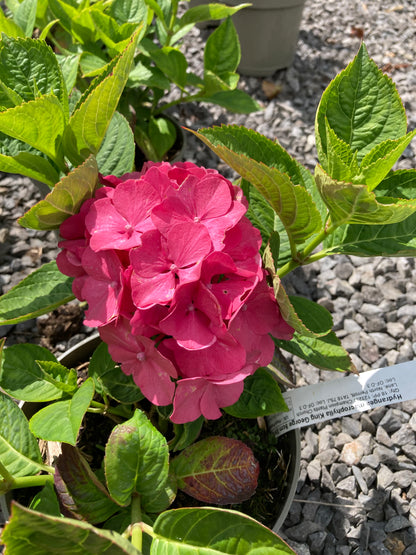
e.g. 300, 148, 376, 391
225, 0, 307, 76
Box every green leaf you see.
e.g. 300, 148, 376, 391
148, 115, 177, 161
375, 168, 416, 199
0, 95, 66, 168
323, 214, 416, 257
48, 0, 97, 45
0, 261, 74, 325
127, 60, 170, 90
0, 10, 25, 38
104, 409, 172, 511
324, 121, 360, 183
193, 127, 322, 244
89, 9, 138, 53
275, 331, 353, 373
57, 54, 80, 94
201, 89, 261, 114
110, 0, 149, 25
203, 69, 239, 95
35, 360, 78, 395
0, 150, 59, 187
171, 436, 259, 505
224, 368, 288, 418
19, 155, 99, 230
316, 43, 408, 165
54, 444, 119, 523
169, 417, 204, 452
29, 481, 62, 517
273, 279, 332, 338
151, 46, 187, 89
181, 3, 250, 26
14, 0, 37, 36
151, 507, 296, 554
0, 344, 66, 402
29, 378, 95, 445
1, 502, 142, 554
88, 342, 144, 404
0, 36, 68, 109
96, 111, 135, 176
204, 17, 240, 75
0, 391, 44, 478
315, 164, 416, 226
64, 30, 140, 165
357, 130, 416, 191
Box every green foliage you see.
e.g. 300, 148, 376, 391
29, 379, 95, 444
0, 391, 44, 478
152, 507, 296, 554
0, 261, 74, 325
224, 368, 288, 418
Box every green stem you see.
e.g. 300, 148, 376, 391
89, 400, 132, 418
1, 474, 54, 494
130, 494, 142, 551
153, 92, 205, 115
277, 220, 338, 278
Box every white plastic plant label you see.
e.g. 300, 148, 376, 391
269, 360, 416, 437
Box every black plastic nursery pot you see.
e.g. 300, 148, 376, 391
3, 333, 300, 532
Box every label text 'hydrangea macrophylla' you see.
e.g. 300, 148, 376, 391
57, 162, 294, 423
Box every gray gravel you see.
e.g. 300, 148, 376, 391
1, 0, 416, 552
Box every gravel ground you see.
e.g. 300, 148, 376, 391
1, 1, 416, 553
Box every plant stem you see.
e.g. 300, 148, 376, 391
0, 473, 54, 494
153, 92, 205, 115
277, 219, 338, 278
89, 400, 132, 418
130, 494, 143, 551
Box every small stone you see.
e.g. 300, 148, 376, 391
392, 470, 416, 489
341, 416, 362, 438
379, 409, 407, 434
385, 515, 412, 533
320, 466, 336, 492
344, 318, 362, 333
361, 454, 380, 470
376, 426, 393, 447
285, 521, 323, 542
402, 445, 416, 463
334, 432, 353, 449
387, 321, 406, 338
370, 406, 388, 425
330, 463, 350, 483
352, 465, 368, 494
308, 530, 327, 553
408, 412, 416, 432
356, 431, 374, 455
377, 464, 394, 489
391, 425, 415, 447
315, 503, 334, 528
340, 440, 364, 466
336, 475, 357, 498
302, 489, 321, 521
362, 467, 377, 488
368, 332, 397, 350
360, 413, 376, 435
318, 427, 335, 451
390, 487, 410, 515
316, 448, 339, 466
307, 459, 321, 484
368, 543, 392, 555
374, 445, 399, 467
